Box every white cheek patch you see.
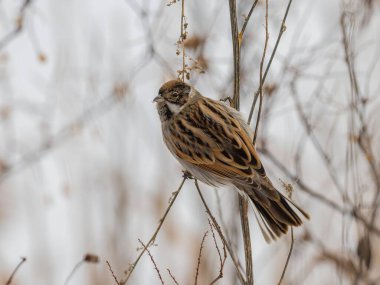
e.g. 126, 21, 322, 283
166, 102, 182, 114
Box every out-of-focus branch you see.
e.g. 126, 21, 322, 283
259, 147, 380, 237
5, 257, 27, 285
120, 177, 187, 284
0, 87, 127, 185
0, 0, 32, 50
341, 10, 380, 230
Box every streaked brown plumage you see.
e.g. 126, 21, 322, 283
154, 80, 309, 241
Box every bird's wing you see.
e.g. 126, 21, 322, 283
164, 97, 268, 185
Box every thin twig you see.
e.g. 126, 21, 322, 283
248, 0, 293, 124
194, 180, 246, 284
120, 177, 187, 284
180, 0, 186, 81
252, 0, 269, 145
240, 0, 259, 41
106, 261, 120, 285
194, 230, 209, 285
138, 239, 165, 285
0, 0, 32, 51
167, 269, 180, 285
208, 220, 227, 285
64, 254, 99, 285
277, 228, 294, 284
64, 261, 84, 285
5, 257, 27, 285
229, 1, 253, 284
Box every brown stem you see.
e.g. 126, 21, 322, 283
121, 177, 187, 284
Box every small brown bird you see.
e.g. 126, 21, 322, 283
154, 80, 309, 241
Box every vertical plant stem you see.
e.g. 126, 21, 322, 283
229, 0, 240, 111
248, 0, 293, 125
180, 0, 186, 82
252, 0, 269, 145
239, 198, 253, 285
229, 1, 253, 284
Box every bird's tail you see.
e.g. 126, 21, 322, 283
246, 184, 309, 242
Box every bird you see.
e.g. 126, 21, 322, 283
153, 79, 309, 241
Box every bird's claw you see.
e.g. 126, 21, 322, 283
182, 170, 194, 179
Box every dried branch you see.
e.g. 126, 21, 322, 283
106, 261, 121, 285
208, 220, 227, 285
240, 0, 259, 41
341, 9, 380, 231
120, 177, 187, 284
277, 228, 294, 285
194, 179, 246, 284
138, 239, 165, 285
167, 269, 180, 285
5, 257, 27, 285
194, 230, 209, 285
238, 198, 253, 285
229, 1, 253, 284
64, 254, 99, 285
248, 0, 293, 124
252, 0, 269, 145
180, 0, 187, 81
0, 0, 32, 50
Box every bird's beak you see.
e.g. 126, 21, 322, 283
153, 95, 164, 103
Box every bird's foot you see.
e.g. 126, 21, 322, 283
220, 96, 232, 103
182, 170, 194, 180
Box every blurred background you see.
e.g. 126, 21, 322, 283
0, 0, 380, 284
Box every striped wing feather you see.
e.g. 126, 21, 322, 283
165, 97, 268, 186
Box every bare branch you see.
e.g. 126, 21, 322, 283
252, 0, 269, 145
167, 269, 180, 285
208, 220, 227, 285
138, 239, 165, 285
194, 230, 209, 285
106, 261, 121, 285
277, 228, 294, 285
248, 0, 293, 124
0, 0, 32, 50
120, 177, 187, 284
5, 257, 27, 285
194, 180, 246, 284
64, 254, 99, 285
240, 0, 259, 40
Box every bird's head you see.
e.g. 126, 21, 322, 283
153, 80, 193, 121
